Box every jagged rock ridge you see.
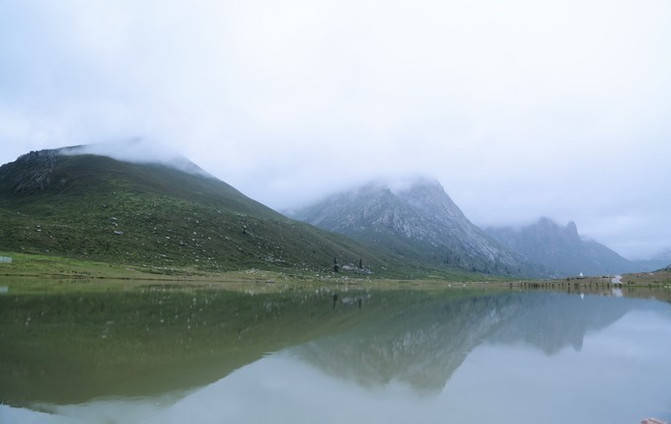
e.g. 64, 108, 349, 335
485, 217, 640, 277
291, 179, 539, 276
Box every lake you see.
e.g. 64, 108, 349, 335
1, 283, 670, 423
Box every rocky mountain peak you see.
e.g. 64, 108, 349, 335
486, 217, 634, 277
291, 178, 535, 276
566, 221, 579, 238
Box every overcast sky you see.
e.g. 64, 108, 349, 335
1, 0, 670, 259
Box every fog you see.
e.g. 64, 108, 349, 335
1, 0, 670, 259
62, 140, 214, 178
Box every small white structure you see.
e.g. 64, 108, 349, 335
0, 256, 12, 264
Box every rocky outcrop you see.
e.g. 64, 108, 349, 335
291, 178, 540, 276
486, 218, 637, 277
0, 149, 60, 194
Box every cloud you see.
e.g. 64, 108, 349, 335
61, 139, 213, 178
0, 0, 670, 259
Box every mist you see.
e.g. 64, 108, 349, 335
1, 0, 670, 259
62, 139, 214, 178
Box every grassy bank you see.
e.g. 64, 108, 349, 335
0, 250, 516, 295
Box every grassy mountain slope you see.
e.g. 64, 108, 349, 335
0, 149, 417, 275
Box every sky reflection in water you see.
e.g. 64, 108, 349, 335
2, 292, 671, 424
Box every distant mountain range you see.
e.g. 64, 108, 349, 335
634, 248, 671, 272
486, 218, 664, 277
292, 179, 665, 278
2, 145, 663, 278
289, 179, 541, 276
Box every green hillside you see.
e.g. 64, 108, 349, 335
0, 149, 411, 275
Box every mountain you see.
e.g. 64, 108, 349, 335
631, 248, 671, 272
485, 217, 637, 277
0, 147, 404, 274
652, 248, 671, 263
290, 179, 538, 276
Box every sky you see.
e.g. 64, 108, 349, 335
0, 0, 670, 259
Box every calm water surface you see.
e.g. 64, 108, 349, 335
1, 285, 670, 423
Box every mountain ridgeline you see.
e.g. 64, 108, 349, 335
290, 180, 541, 276
1, 146, 657, 279
0, 148, 403, 274
485, 218, 656, 277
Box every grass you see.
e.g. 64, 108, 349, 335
0, 152, 388, 273
0, 250, 515, 299
0, 152, 494, 280
2, 250, 669, 299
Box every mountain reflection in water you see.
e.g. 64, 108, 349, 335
1, 290, 670, 424
292, 291, 642, 391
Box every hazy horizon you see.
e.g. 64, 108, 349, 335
1, 0, 670, 260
